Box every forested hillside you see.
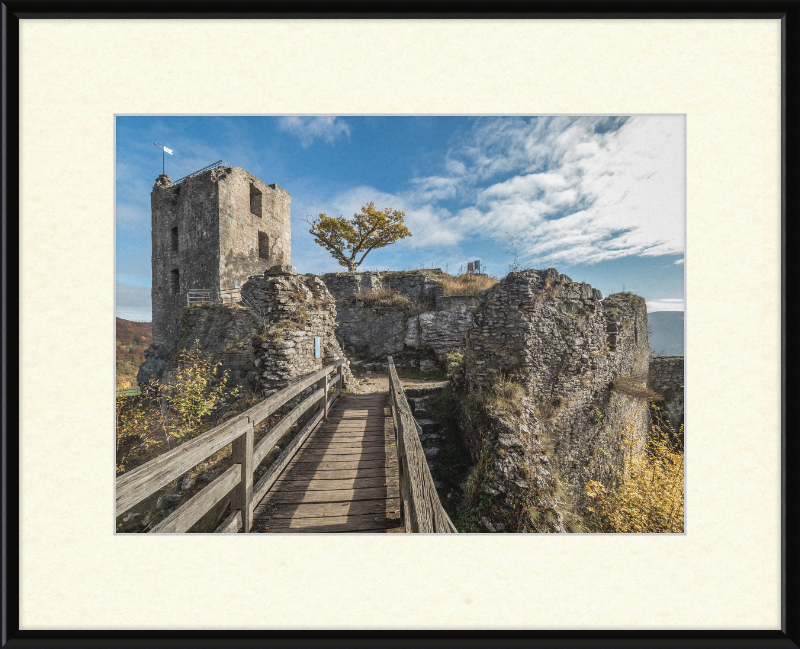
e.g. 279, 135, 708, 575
117, 318, 152, 392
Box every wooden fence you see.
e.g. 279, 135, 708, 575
116, 360, 345, 533
387, 356, 457, 533
186, 288, 241, 306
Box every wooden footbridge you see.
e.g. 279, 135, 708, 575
116, 357, 456, 533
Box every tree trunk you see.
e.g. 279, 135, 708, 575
346, 260, 358, 273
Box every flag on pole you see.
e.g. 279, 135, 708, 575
163, 146, 173, 155
154, 142, 173, 155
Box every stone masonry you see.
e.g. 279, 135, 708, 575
454, 269, 651, 531
139, 265, 354, 396
649, 355, 685, 431
242, 265, 353, 395
321, 270, 474, 364
149, 165, 290, 347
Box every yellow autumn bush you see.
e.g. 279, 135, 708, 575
584, 405, 684, 533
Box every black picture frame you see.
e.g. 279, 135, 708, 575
2, 2, 795, 647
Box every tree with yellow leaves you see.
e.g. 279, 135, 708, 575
305, 202, 411, 272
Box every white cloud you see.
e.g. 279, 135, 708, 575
292, 116, 685, 272
405, 115, 686, 266
278, 116, 351, 148
646, 298, 684, 312
674, 258, 685, 264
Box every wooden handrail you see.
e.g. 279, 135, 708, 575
387, 356, 457, 533
116, 359, 345, 533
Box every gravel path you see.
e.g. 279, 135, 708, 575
351, 373, 448, 394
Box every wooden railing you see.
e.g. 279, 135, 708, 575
186, 287, 262, 319
186, 287, 241, 306
387, 356, 457, 533
116, 360, 345, 533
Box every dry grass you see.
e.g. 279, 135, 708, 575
610, 370, 662, 400
441, 273, 499, 297
477, 376, 527, 418
359, 286, 430, 317
584, 413, 684, 533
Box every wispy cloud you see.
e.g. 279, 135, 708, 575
278, 117, 351, 148
674, 258, 684, 265
646, 298, 684, 312
399, 115, 685, 266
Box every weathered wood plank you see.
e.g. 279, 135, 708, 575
231, 422, 254, 532
116, 414, 250, 516
301, 440, 390, 449
250, 407, 324, 508
313, 424, 394, 433
272, 476, 398, 491
264, 486, 399, 504
288, 450, 388, 462
254, 498, 401, 520
306, 432, 393, 442
278, 467, 399, 482
280, 459, 391, 472
253, 514, 400, 533
150, 464, 241, 533
252, 387, 324, 467
215, 509, 242, 533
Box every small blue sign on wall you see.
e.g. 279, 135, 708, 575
314, 336, 321, 359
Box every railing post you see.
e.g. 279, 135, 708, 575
318, 374, 328, 420
231, 420, 254, 532
337, 362, 343, 392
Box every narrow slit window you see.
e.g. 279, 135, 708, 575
171, 269, 180, 294
258, 232, 269, 260
250, 183, 262, 217
171, 226, 178, 251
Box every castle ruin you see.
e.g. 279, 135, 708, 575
149, 164, 291, 346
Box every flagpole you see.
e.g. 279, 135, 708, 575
155, 142, 173, 176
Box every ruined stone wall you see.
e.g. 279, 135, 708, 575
149, 165, 290, 350
320, 270, 474, 366
454, 269, 651, 531
649, 356, 685, 430
242, 266, 352, 395
320, 271, 385, 300
138, 302, 260, 390
139, 266, 353, 396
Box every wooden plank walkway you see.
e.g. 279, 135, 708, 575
252, 393, 403, 533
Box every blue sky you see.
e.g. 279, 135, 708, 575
116, 115, 685, 322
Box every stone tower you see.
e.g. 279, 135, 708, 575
149, 164, 291, 346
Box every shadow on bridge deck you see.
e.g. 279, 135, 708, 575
251, 393, 403, 533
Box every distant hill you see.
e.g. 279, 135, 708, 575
117, 318, 152, 392
648, 311, 684, 356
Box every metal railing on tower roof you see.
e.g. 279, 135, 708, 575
171, 160, 231, 185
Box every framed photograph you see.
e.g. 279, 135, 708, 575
4, 4, 793, 646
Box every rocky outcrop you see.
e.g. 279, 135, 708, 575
453, 269, 650, 532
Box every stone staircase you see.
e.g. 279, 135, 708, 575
405, 387, 445, 488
